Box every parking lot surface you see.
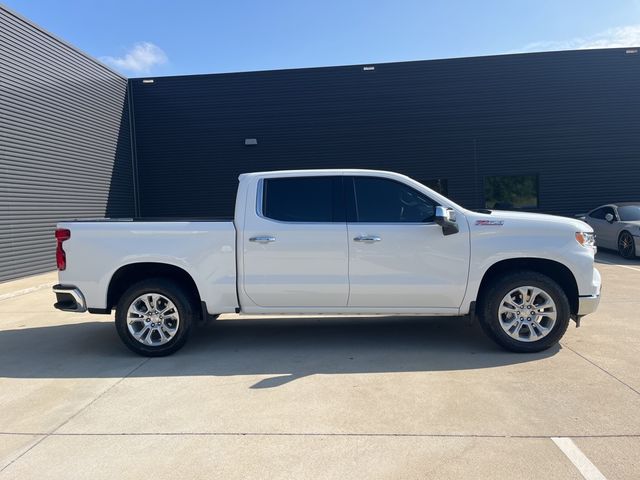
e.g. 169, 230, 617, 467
0, 251, 638, 479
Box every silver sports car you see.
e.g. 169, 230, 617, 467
583, 203, 640, 258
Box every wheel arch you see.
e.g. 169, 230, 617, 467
476, 258, 579, 315
618, 229, 633, 242
106, 262, 202, 312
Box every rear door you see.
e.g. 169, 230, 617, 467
345, 175, 469, 309
242, 175, 349, 307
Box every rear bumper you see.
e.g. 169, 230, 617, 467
53, 284, 87, 312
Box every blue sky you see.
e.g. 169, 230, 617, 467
4, 0, 640, 77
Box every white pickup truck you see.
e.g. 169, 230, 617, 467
53, 169, 601, 356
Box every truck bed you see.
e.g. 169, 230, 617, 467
56, 219, 238, 315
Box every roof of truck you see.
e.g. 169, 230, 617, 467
239, 169, 396, 179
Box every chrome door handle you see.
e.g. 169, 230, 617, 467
353, 235, 381, 243
249, 236, 276, 243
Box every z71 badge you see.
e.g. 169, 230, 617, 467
475, 220, 504, 226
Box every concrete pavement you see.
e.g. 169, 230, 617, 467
0, 251, 638, 479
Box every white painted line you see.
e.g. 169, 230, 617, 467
596, 259, 640, 272
551, 437, 607, 480
0, 283, 55, 302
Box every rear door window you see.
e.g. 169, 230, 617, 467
262, 176, 344, 222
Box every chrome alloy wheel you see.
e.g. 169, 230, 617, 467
126, 293, 180, 346
497, 286, 557, 342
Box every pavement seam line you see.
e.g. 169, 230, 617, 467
0, 436, 45, 474
51, 358, 151, 434
0, 282, 55, 302
0, 357, 150, 474
562, 343, 640, 397
551, 437, 607, 480
1, 432, 639, 439
595, 259, 640, 272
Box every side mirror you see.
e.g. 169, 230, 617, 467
605, 213, 614, 223
434, 206, 459, 236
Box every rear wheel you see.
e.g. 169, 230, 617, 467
115, 278, 195, 356
479, 272, 570, 353
618, 231, 636, 259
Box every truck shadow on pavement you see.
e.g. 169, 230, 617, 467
0, 315, 559, 388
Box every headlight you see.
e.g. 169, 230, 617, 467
575, 231, 596, 249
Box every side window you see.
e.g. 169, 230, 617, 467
349, 176, 437, 223
262, 176, 344, 222
618, 206, 640, 221
602, 206, 616, 219
589, 208, 606, 220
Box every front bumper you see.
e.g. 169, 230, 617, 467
577, 294, 601, 316
53, 284, 87, 312
576, 267, 602, 317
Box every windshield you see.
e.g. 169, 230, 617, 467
618, 205, 640, 221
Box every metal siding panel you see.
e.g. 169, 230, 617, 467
131, 49, 640, 219
0, 7, 135, 282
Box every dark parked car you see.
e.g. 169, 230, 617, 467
583, 203, 640, 258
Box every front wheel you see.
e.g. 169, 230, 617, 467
115, 278, 195, 356
618, 231, 636, 259
478, 272, 570, 353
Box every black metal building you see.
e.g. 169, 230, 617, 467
1, 3, 639, 282
129, 48, 640, 219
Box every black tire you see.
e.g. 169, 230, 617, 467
115, 278, 196, 356
478, 271, 570, 353
618, 231, 636, 259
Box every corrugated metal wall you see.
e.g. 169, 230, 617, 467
130, 48, 640, 218
0, 6, 135, 282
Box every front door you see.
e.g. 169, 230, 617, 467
242, 175, 349, 307
586, 206, 617, 249
345, 176, 469, 309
